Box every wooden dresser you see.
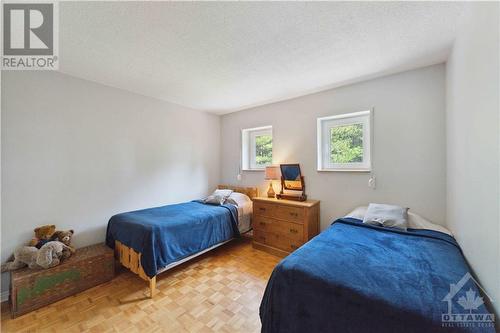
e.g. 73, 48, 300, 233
252, 197, 320, 257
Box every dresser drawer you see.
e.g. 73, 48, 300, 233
253, 215, 274, 232
254, 229, 270, 245
274, 236, 303, 253
254, 202, 275, 217
254, 216, 304, 241
254, 230, 303, 252
274, 205, 305, 223
282, 222, 303, 241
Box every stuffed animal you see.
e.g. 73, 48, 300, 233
28, 224, 56, 248
1, 241, 73, 272
49, 230, 75, 253
36, 241, 74, 268
1, 246, 38, 271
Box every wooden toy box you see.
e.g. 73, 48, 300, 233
9, 243, 114, 318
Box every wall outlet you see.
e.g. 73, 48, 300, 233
237, 174, 242, 181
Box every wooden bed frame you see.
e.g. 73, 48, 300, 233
114, 185, 258, 298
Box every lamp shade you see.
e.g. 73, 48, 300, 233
265, 165, 281, 180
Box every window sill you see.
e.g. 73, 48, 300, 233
242, 168, 265, 172
317, 168, 371, 173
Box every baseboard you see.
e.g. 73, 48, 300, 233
1, 290, 9, 303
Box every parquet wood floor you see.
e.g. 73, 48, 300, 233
1, 237, 281, 333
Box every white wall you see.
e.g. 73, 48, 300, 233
221, 64, 446, 230
1, 71, 221, 294
446, 2, 499, 316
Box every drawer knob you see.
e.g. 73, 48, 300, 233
289, 212, 298, 217
289, 228, 298, 234
259, 207, 266, 211
259, 222, 267, 226
291, 244, 298, 250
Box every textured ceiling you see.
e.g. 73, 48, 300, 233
59, 2, 466, 114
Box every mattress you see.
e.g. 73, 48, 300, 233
234, 201, 253, 233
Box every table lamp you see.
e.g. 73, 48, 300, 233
265, 165, 281, 198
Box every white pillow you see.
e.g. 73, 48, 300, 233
408, 212, 453, 236
204, 194, 226, 205
203, 189, 233, 205
363, 203, 409, 230
345, 206, 367, 220
344, 205, 452, 236
213, 189, 233, 198
225, 192, 251, 207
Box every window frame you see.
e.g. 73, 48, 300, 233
317, 110, 372, 172
241, 125, 273, 171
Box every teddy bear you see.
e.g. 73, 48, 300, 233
1, 241, 73, 272
28, 224, 56, 249
36, 241, 74, 268
49, 230, 75, 256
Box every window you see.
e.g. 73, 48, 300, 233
242, 126, 273, 170
317, 110, 372, 171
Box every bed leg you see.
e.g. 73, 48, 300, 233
149, 276, 156, 298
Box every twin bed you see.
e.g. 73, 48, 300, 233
105, 185, 257, 297
106, 189, 493, 332
260, 217, 495, 333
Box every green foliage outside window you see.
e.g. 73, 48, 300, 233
255, 135, 272, 165
330, 124, 363, 163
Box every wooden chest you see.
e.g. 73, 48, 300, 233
252, 197, 320, 257
10, 243, 114, 318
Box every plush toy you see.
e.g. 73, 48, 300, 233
28, 224, 56, 249
1, 246, 38, 271
36, 241, 74, 268
49, 230, 75, 253
1, 241, 73, 272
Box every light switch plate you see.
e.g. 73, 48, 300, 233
368, 176, 376, 189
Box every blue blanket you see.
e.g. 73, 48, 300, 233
260, 218, 495, 333
106, 201, 238, 278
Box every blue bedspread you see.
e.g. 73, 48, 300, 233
260, 218, 495, 333
106, 201, 238, 278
